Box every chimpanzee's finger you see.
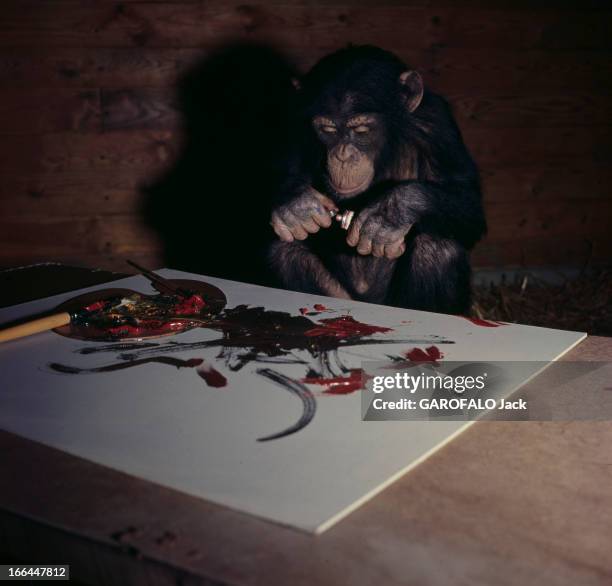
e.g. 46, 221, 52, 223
290, 223, 309, 241
357, 236, 373, 256
302, 218, 320, 234
276, 225, 294, 242
313, 192, 339, 214
385, 240, 406, 259
346, 217, 363, 247
278, 207, 297, 228
271, 213, 294, 242
281, 210, 309, 240
291, 227, 308, 241
372, 242, 385, 258
312, 210, 332, 228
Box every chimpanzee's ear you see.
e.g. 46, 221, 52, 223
291, 77, 302, 91
399, 71, 424, 112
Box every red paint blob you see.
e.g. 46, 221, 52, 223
299, 307, 309, 315
313, 304, 328, 311
83, 300, 107, 312
305, 316, 392, 339
173, 294, 207, 315
197, 364, 228, 388
404, 346, 443, 363
302, 369, 364, 395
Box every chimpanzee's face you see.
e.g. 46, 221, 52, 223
312, 112, 385, 199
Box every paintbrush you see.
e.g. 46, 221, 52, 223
0, 262, 192, 344
126, 260, 183, 295
0, 311, 77, 343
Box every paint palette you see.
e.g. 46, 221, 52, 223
0, 269, 585, 533
53, 279, 227, 341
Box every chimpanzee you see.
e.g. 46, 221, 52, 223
268, 45, 486, 314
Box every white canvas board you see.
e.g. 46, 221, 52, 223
0, 269, 586, 533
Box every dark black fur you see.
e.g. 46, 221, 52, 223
268, 46, 486, 314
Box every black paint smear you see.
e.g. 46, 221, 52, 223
49, 356, 204, 374
256, 368, 316, 442
52, 303, 455, 441
78, 342, 160, 354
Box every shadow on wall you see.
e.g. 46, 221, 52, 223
143, 44, 297, 285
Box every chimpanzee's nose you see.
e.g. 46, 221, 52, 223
335, 143, 358, 163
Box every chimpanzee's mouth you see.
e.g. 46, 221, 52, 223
333, 174, 373, 197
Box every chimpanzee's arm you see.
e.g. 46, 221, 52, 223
347, 176, 485, 258
383, 177, 486, 249
390, 96, 487, 249
350, 97, 486, 251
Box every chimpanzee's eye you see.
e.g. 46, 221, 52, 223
353, 125, 370, 134
321, 125, 337, 134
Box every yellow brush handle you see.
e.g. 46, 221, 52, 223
0, 312, 71, 343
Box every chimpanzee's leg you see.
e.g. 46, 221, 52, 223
268, 241, 352, 299
387, 233, 471, 314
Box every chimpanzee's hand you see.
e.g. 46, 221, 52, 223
346, 195, 414, 259
271, 189, 338, 242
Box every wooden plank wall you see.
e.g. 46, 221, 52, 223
0, 1, 611, 272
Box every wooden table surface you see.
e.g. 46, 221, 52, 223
1, 265, 611, 586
